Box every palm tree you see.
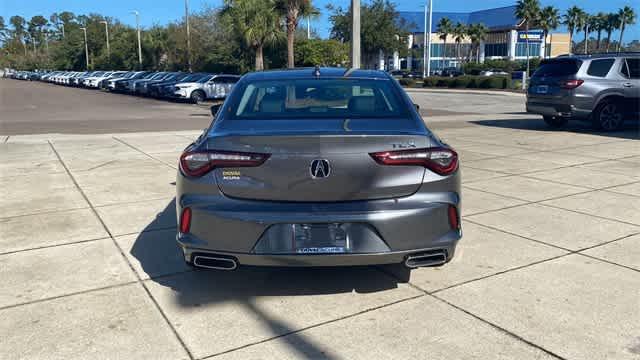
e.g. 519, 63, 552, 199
593, 12, 607, 50
467, 23, 488, 63
538, 6, 559, 58
617, 6, 636, 52
452, 22, 466, 65
564, 6, 584, 54
222, 0, 283, 71
515, 0, 541, 76
275, 0, 319, 68
579, 13, 592, 54
437, 17, 453, 70
604, 13, 620, 52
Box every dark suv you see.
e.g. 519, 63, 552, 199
526, 53, 639, 131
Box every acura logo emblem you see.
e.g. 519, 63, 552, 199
310, 159, 330, 178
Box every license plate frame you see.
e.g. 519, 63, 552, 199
292, 224, 349, 254
536, 85, 549, 94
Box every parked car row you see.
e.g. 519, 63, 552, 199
5, 69, 241, 103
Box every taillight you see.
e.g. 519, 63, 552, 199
370, 147, 458, 176
448, 205, 460, 230
180, 207, 192, 233
179, 150, 270, 177
559, 79, 584, 89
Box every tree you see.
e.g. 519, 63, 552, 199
0, 16, 8, 44
538, 6, 559, 58
617, 6, 636, 52
564, 6, 583, 54
579, 13, 592, 54
515, 0, 540, 77
466, 23, 488, 63
222, 0, 283, 71
28, 15, 48, 53
9, 16, 27, 56
436, 17, 452, 69
328, 0, 407, 69
604, 13, 620, 52
295, 38, 348, 66
452, 22, 466, 65
593, 12, 606, 50
275, 0, 318, 69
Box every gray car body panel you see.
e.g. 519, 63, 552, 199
175, 68, 461, 267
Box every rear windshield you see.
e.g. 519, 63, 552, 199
533, 59, 582, 77
227, 79, 407, 120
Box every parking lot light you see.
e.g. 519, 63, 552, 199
79, 27, 89, 70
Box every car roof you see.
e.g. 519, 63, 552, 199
242, 67, 390, 81
554, 52, 640, 60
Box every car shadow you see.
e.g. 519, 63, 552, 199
470, 117, 640, 140
130, 199, 403, 358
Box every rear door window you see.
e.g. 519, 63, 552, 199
587, 59, 615, 77
622, 58, 640, 79
533, 59, 582, 77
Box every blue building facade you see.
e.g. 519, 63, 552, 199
390, 5, 566, 72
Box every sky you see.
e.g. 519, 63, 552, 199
2, 0, 639, 42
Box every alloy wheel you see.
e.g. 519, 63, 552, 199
599, 103, 623, 131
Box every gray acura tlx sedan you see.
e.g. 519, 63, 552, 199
176, 67, 461, 274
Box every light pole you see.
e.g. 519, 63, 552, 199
61, 23, 65, 38
184, 0, 192, 72
80, 27, 89, 70
100, 20, 110, 60
423, 0, 432, 78
131, 10, 142, 67
307, 17, 311, 39
350, 0, 361, 69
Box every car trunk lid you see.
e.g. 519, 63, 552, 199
205, 118, 431, 202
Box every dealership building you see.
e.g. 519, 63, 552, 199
391, 5, 570, 71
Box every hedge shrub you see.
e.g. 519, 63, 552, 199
419, 75, 512, 89
398, 78, 416, 87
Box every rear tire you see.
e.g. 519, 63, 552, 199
190, 90, 205, 104
543, 116, 568, 128
593, 99, 624, 131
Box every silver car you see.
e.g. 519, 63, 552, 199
527, 53, 639, 130
173, 74, 240, 103
176, 68, 461, 277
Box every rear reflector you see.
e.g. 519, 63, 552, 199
180, 207, 192, 233
448, 205, 459, 230
559, 79, 584, 89
370, 147, 458, 175
180, 150, 270, 177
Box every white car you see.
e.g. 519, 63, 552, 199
480, 69, 509, 76
172, 74, 240, 103
84, 71, 115, 88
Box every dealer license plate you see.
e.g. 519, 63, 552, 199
293, 224, 348, 254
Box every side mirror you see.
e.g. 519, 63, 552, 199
210, 104, 222, 117
414, 103, 420, 112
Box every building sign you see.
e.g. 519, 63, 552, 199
517, 31, 544, 43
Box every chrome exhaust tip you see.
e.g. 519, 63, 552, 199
193, 255, 238, 271
405, 250, 447, 268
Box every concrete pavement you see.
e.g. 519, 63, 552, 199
1, 79, 640, 359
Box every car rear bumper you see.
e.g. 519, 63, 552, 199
179, 236, 459, 267
176, 175, 462, 267
526, 100, 590, 119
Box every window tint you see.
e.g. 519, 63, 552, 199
228, 79, 407, 120
587, 59, 615, 77
624, 58, 640, 79
533, 59, 582, 77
